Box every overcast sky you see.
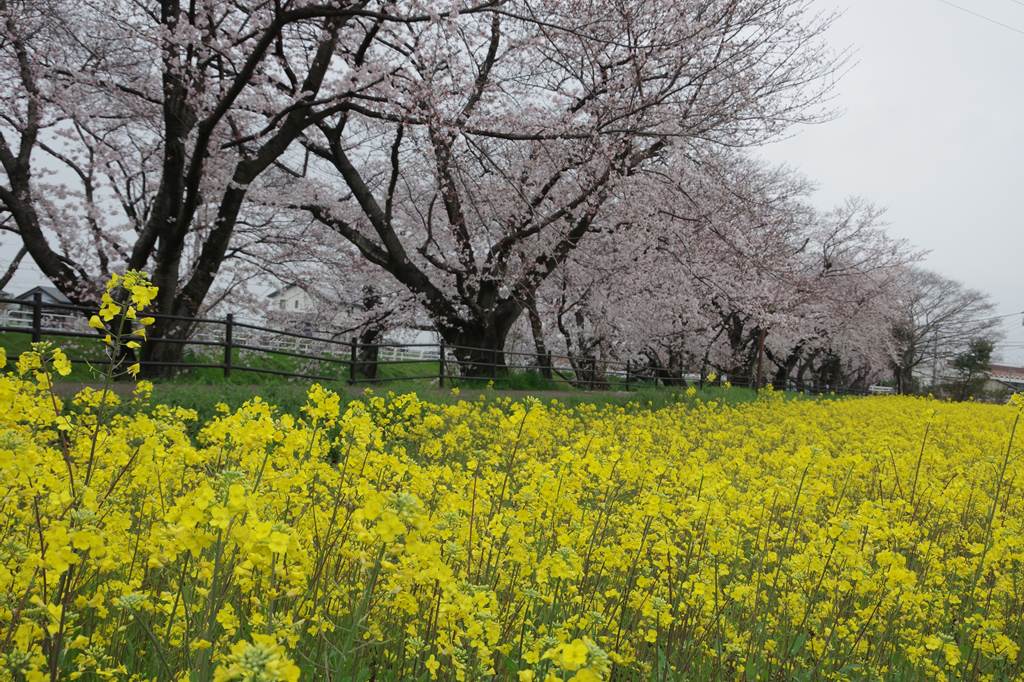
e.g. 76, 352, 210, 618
4, 0, 1023, 361
760, 0, 1024, 362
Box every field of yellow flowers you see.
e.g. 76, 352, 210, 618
1, 277, 1023, 681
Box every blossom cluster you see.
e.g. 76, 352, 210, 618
1, 345, 1022, 679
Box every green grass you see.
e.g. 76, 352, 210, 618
449, 370, 563, 392
152, 349, 439, 385
140, 382, 768, 423
149, 381, 320, 416
136, 373, 770, 422
0, 331, 104, 381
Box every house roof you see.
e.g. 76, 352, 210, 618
267, 284, 367, 310
267, 283, 300, 299
16, 285, 71, 304
989, 364, 1024, 383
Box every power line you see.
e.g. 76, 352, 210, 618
948, 310, 1024, 326
979, 310, 1024, 323
933, 0, 1024, 36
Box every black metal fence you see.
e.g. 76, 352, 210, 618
0, 294, 881, 395
0, 294, 372, 383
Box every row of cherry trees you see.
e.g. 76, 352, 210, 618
0, 0, 998, 387
535, 163, 915, 390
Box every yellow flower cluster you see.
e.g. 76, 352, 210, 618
1, 350, 1023, 679
87, 270, 157, 377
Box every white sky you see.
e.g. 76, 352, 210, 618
4, 0, 1023, 362
760, 0, 1024, 363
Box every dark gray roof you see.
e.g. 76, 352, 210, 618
16, 285, 71, 304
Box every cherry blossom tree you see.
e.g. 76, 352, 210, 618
289, 0, 842, 372
0, 0, 495, 373
519, 150, 807, 385
752, 199, 914, 390
564, 151, 819, 385
521, 152, 915, 391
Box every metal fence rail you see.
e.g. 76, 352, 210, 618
0, 294, 877, 395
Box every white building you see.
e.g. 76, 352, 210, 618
265, 283, 438, 347
1, 285, 75, 329
267, 284, 362, 319
265, 284, 363, 331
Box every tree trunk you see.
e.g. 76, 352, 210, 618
139, 235, 192, 378
892, 358, 915, 395
814, 354, 843, 392
569, 352, 609, 390
795, 350, 820, 392
772, 364, 789, 390
646, 348, 687, 387
356, 329, 382, 380
526, 300, 552, 379
141, 318, 190, 378
770, 346, 802, 390
442, 313, 518, 380
451, 338, 507, 380
554, 304, 608, 389
354, 286, 387, 380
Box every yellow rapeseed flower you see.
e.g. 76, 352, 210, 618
0, 339, 1022, 681
425, 654, 440, 679
545, 638, 590, 671
212, 635, 299, 682
51, 349, 72, 377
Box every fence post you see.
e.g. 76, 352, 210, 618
30, 291, 43, 343
438, 339, 446, 387
624, 360, 631, 391
223, 314, 233, 378
349, 337, 357, 384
